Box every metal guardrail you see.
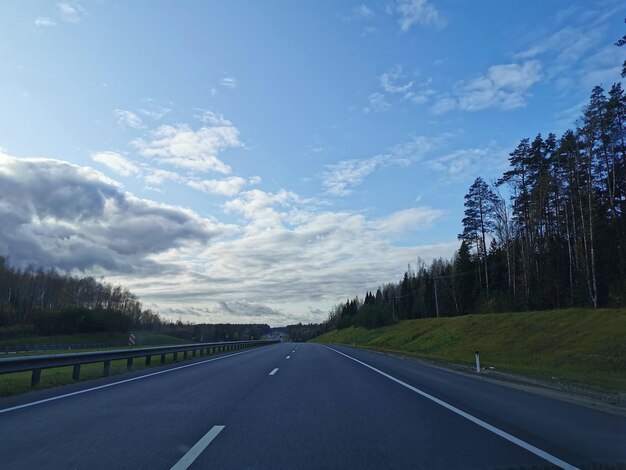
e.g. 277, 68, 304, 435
0, 340, 279, 387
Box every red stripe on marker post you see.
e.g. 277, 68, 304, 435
129, 333, 136, 347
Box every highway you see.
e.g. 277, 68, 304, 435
0, 342, 624, 469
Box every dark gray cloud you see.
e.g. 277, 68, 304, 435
217, 300, 284, 318
0, 154, 224, 273
160, 302, 286, 322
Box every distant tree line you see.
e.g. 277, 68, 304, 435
0, 256, 276, 342
160, 321, 271, 343
322, 42, 625, 331
0, 256, 161, 339
285, 323, 329, 342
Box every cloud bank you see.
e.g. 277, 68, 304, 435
0, 153, 223, 274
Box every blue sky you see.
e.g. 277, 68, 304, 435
1, 1, 624, 325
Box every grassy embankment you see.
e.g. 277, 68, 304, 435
311, 308, 626, 391
0, 332, 191, 396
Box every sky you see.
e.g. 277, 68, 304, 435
1, 1, 625, 326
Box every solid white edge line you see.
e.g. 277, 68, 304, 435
0, 347, 267, 415
269, 368, 279, 375
321, 345, 579, 470
170, 425, 225, 470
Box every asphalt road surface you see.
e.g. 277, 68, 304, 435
0, 342, 624, 469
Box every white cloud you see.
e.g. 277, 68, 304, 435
132, 195, 453, 323
195, 109, 232, 126
365, 92, 391, 113
513, 7, 622, 90
394, 0, 444, 32
129, 184, 453, 323
430, 96, 456, 114
219, 77, 237, 89
56, 2, 86, 23
380, 66, 414, 94
515, 25, 604, 75
374, 207, 443, 234
187, 176, 247, 197
114, 109, 145, 129
388, 134, 442, 162
132, 123, 242, 173
346, 4, 375, 20
405, 88, 435, 105
224, 189, 302, 230
88, 154, 255, 198
579, 46, 624, 89
91, 151, 140, 177
432, 60, 543, 113
143, 169, 185, 185
426, 145, 508, 182
34, 17, 56, 27
323, 135, 444, 196
323, 157, 384, 196
371, 67, 434, 110
138, 106, 171, 120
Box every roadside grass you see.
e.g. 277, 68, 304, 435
0, 348, 218, 397
3, 344, 181, 358
0, 331, 189, 347
311, 308, 626, 391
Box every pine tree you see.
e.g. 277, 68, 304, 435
459, 177, 498, 297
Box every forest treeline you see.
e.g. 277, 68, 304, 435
161, 321, 271, 343
291, 45, 626, 340
0, 256, 270, 342
0, 256, 160, 339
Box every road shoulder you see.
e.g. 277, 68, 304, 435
327, 343, 626, 417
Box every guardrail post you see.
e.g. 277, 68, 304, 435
103, 361, 110, 376
146, 355, 151, 366
72, 364, 81, 381
173, 352, 178, 362
192, 349, 197, 357
31, 369, 41, 387
183, 351, 188, 360
127, 358, 133, 370
160, 353, 166, 364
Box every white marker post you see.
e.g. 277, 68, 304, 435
475, 350, 480, 373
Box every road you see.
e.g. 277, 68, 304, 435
0, 342, 624, 469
